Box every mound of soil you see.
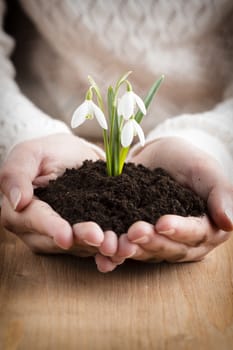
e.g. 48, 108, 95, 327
34, 160, 207, 236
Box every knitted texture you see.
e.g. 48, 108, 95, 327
0, 0, 233, 168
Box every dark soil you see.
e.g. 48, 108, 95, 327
34, 160, 207, 236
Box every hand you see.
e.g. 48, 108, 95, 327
110, 137, 233, 264
0, 133, 118, 272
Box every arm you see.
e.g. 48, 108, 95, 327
144, 98, 233, 178
0, 0, 71, 167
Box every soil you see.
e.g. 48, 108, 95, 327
34, 160, 207, 236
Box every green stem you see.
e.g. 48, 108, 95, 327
107, 86, 115, 175
111, 105, 120, 176
109, 105, 116, 171
103, 129, 111, 176
113, 116, 121, 176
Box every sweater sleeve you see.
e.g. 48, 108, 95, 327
129, 96, 233, 180
0, 0, 72, 167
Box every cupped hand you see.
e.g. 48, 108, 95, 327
0, 133, 102, 210
0, 133, 118, 272
111, 137, 233, 264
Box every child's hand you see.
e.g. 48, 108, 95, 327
109, 137, 233, 265
0, 134, 118, 272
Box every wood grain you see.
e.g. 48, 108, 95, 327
0, 223, 233, 350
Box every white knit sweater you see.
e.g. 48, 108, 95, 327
0, 0, 233, 177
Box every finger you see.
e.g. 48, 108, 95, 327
207, 185, 233, 231
19, 232, 63, 254
69, 245, 97, 257
0, 145, 40, 211
1, 196, 73, 249
155, 214, 227, 247
178, 228, 231, 262
73, 221, 104, 247
127, 221, 155, 244
124, 235, 188, 263
111, 233, 140, 263
99, 230, 118, 256
178, 245, 215, 262
155, 215, 208, 246
127, 221, 188, 262
95, 253, 118, 273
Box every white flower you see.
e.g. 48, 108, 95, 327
71, 100, 108, 130
117, 91, 146, 120
121, 119, 145, 148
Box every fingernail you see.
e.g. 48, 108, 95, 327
225, 209, 233, 224
9, 187, 21, 210
111, 257, 125, 264
131, 236, 150, 244
158, 229, 175, 235
116, 259, 125, 265
125, 251, 136, 258
54, 238, 70, 250
83, 239, 101, 247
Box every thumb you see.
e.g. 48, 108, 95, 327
0, 176, 34, 212
207, 184, 233, 232
0, 146, 40, 211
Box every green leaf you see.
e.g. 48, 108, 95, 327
119, 146, 130, 174
103, 129, 111, 176
107, 86, 114, 122
135, 75, 164, 124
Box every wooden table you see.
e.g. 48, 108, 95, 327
0, 222, 233, 350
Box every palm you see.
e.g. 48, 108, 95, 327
31, 134, 101, 186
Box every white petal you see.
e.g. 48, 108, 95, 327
90, 101, 108, 130
121, 120, 134, 147
133, 92, 146, 115
71, 100, 89, 128
132, 119, 145, 146
118, 91, 135, 120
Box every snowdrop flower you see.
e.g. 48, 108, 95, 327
71, 100, 108, 130
70, 72, 164, 176
121, 119, 145, 148
118, 91, 146, 120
